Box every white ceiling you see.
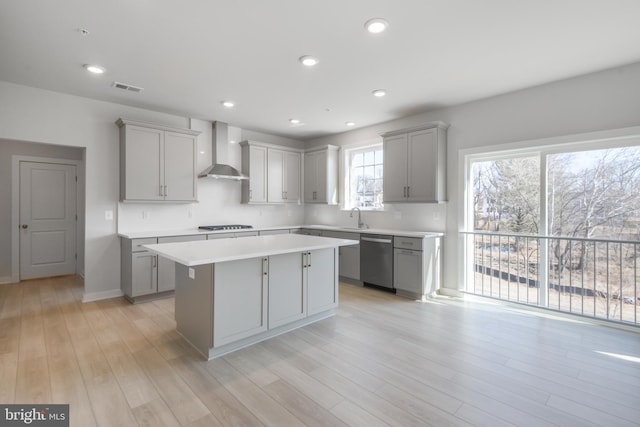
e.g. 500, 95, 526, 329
2, 0, 640, 140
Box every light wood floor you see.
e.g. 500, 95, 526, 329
1, 276, 639, 427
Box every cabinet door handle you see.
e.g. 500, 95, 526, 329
164, 185, 168, 197
406, 186, 410, 198
152, 256, 157, 267
249, 189, 253, 200
403, 186, 407, 197
302, 252, 307, 268
160, 185, 164, 197
307, 251, 311, 267
263, 257, 268, 276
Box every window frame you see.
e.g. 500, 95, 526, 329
461, 126, 640, 303
341, 142, 385, 211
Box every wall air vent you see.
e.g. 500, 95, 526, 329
112, 81, 144, 93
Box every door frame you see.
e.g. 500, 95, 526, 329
11, 155, 83, 283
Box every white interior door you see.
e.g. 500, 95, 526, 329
20, 161, 77, 279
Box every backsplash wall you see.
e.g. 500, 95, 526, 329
117, 179, 305, 232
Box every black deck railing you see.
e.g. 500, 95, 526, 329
463, 231, 639, 326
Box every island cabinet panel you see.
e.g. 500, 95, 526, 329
175, 264, 214, 355
307, 248, 339, 315
213, 257, 267, 347
268, 252, 306, 328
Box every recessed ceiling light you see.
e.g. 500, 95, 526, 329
221, 101, 235, 108
84, 64, 105, 74
299, 56, 319, 67
365, 18, 389, 34
372, 89, 387, 97
346, 121, 355, 127
289, 118, 300, 124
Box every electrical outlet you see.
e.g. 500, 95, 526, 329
105, 210, 113, 221
142, 211, 149, 219
188, 268, 195, 279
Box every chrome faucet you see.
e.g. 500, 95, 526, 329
350, 207, 367, 229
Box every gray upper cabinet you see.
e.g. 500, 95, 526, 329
304, 145, 339, 204
240, 141, 267, 204
267, 148, 301, 204
117, 118, 200, 202
382, 122, 448, 203
241, 141, 302, 204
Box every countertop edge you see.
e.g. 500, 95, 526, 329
119, 225, 443, 239
143, 235, 359, 266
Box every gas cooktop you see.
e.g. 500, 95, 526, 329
198, 224, 253, 231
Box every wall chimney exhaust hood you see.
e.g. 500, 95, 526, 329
198, 121, 248, 180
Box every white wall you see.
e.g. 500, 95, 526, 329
304, 61, 640, 292
0, 81, 304, 300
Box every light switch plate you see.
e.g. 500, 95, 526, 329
105, 210, 113, 220
188, 268, 195, 279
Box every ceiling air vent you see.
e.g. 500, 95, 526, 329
112, 81, 144, 93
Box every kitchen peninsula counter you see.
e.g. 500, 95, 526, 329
144, 234, 358, 360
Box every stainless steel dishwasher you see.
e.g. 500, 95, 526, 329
360, 234, 394, 291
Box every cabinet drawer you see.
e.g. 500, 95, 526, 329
322, 230, 360, 241
394, 237, 424, 250
132, 238, 158, 252
158, 235, 206, 244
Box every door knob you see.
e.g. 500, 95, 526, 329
21, 224, 28, 229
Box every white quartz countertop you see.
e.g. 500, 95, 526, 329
118, 225, 300, 239
143, 234, 359, 266
304, 225, 443, 238
119, 224, 442, 239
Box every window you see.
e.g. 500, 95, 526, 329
464, 140, 640, 325
346, 145, 383, 209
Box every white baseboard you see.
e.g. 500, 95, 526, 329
82, 288, 124, 303
437, 287, 464, 298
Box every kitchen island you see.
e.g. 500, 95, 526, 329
144, 234, 358, 360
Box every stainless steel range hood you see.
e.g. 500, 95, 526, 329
198, 121, 248, 180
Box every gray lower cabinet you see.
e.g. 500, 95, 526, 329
121, 237, 158, 301
121, 234, 205, 302
339, 245, 360, 280
157, 235, 206, 292
322, 230, 360, 281
393, 236, 442, 299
